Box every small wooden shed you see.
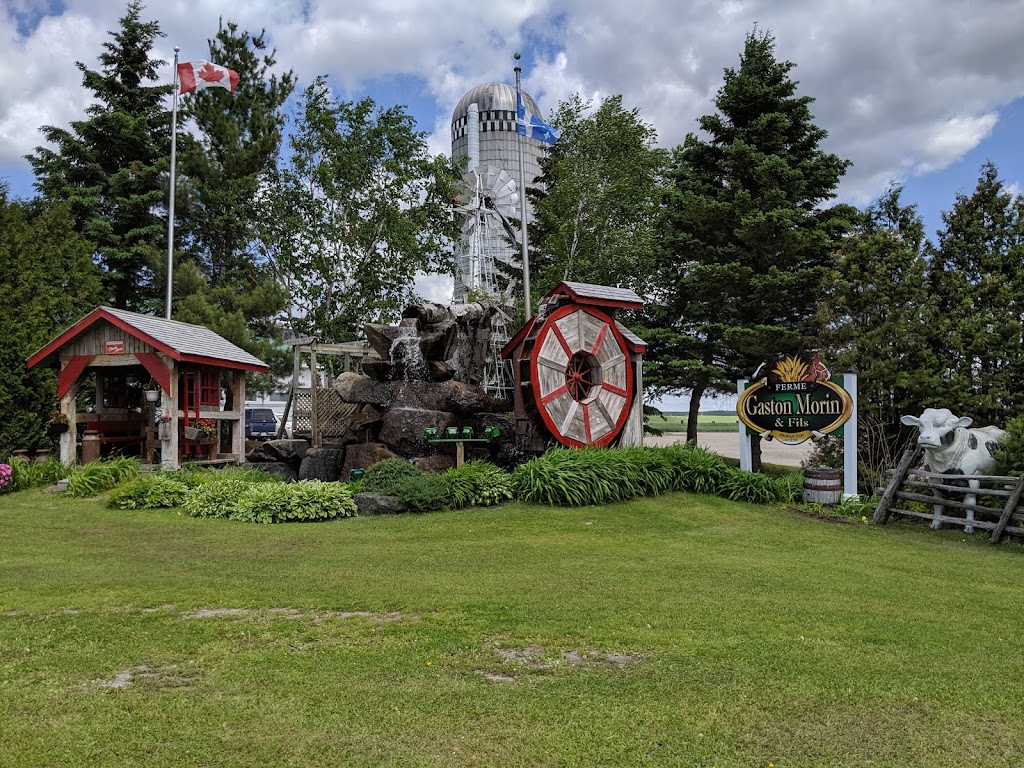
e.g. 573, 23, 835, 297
502, 282, 646, 450
27, 306, 269, 469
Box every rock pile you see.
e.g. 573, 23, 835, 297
246, 301, 513, 482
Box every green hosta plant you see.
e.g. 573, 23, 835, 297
108, 475, 188, 509
230, 481, 358, 524
183, 479, 250, 518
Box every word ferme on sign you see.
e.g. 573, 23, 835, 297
737, 355, 853, 445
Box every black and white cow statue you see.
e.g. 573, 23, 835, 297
900, 408, 1006, 534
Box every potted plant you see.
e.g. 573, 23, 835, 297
143, 380, 161, 403
46, 411, 69, 441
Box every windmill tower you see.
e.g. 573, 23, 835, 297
451, 84, 550, 398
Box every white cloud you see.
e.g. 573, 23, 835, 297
913, 113, 999, 174
2, 0, 1023, 213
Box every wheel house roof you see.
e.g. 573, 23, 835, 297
501, 282, 647, 359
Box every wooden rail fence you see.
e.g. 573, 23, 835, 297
873, 446, 1024, 544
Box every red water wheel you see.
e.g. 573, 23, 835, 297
529, 304, 634, 447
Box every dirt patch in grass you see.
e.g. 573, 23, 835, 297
787, 506, 857, 525
184, 607, 407, 623
479, 643, 646, 681
90, 663, 201, 691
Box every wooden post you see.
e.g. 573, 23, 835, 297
873, 446, 922, 524
310, 343, 320, 449
456, 440, 465, 468
990, 476, 1024, 544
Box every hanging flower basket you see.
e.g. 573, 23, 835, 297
144, 389, 161, 403
158, 422, 172, 440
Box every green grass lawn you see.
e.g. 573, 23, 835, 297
2, 488, 1023, 767
649, 413, 739, 433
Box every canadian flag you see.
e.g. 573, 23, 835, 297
177, 60, 239, 95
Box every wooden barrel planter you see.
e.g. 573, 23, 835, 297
803, 467, 842, 505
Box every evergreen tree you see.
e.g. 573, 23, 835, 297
646, 29, 854, 459
26, 1, 169, 311
926, 161, 1024, 425
822, 186, 940, 427
0, 186, 104, 457
529, 94, 667, 301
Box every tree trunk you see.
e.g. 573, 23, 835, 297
751, 434, 763, 473
686, 383, 705, 444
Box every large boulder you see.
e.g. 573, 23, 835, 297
250, 461, 298, 482
342, 442, 398, 479
247, 438, 309, 467
378, 408, 458, 457
299, 447, 345, 482
353, 493, 407, 515
334, 372, 394, 407
412, 454, 456, 473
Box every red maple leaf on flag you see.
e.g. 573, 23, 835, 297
198, 62, 224, 84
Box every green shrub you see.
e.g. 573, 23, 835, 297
183, 479, 250, 518
995, 414, 1024, 475
443, 461, 515, 508
362, 458, 421, 495
230, 481, 357, 524
391, 473, 450, 513
66, 457, 140, 497
108, 475, 188, 509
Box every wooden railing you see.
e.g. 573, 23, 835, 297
873, 446, 1024, 544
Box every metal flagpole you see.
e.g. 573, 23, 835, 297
513, 52, 533, 320
165, 46, 180, 320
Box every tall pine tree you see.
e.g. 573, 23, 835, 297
646, 29, 854, 458
926, 161, 1024, 425
27, 0, 169, 311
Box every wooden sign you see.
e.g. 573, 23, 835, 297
104, 341, 125, 354
737, 355, 853, 445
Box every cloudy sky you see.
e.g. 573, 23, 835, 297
3, 0, 1022, 409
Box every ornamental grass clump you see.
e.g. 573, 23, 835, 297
512, 447, 654, 507
66, 457, 140, 497
659, 443, 730, 494
442, 461, 515, 508
6, 457, 71, 492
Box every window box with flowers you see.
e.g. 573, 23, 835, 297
157, 412, 173, 440
184, 418, 218, 444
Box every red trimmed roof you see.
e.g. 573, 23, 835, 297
27, 306, 269, 373
546, 281, 644, 310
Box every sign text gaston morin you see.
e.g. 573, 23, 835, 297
736, 355, 853, 445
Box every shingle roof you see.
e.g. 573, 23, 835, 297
615, 321, 647, 351
27, 306, 269, 371
549, 281, 644, 309
102, 307, 267, 368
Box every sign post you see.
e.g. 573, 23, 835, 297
736, 355, 858, 496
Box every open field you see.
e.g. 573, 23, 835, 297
648, 413, 739, 433
2, 489, 1023, 767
